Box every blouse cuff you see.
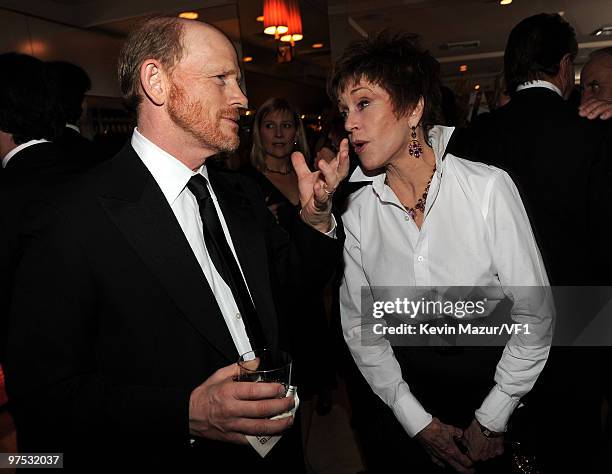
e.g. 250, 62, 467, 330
324, 214, 337, 238
475, 385, 521, 433
393, 391, 433, 438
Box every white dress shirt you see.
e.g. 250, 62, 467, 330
131, 128, 253, 357
340, 125, 553, 436
516, 79, 563, 97
1, 139, 50, 168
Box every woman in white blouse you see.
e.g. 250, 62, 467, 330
331, 33, 553, 473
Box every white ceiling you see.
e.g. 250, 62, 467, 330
329, 0, 612, 85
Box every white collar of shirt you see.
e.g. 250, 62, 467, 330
516, 80, 562, 97
66, 123, 80, 134
131, 127, 208, 206
348, 125, 454, 193
2, 139, 50, 169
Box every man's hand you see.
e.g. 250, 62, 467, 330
461, 419, 504, 463
188, 363, 295, 445
415, 417, 475, 473
579, 98, 612, 120
292, 138, 350, 233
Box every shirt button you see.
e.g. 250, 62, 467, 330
417, 256, 424, 262
404, 215, 410, 221
235, 312, 241, 320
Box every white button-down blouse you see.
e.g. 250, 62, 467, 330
340, 125, 553, 436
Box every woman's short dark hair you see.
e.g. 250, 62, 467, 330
328, 31, 443, 131
0, 53, 64, 145
504, 13, 578, 96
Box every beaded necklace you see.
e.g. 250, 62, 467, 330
387, 166, 436, 220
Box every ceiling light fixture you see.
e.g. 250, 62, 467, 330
280, 0, 303, 45
459, 64, 468, 72
178, 11, 199, 20
312, 43, 324, 48
256, 15, 264, 22
474, 84, 481, 90
499, 0, 512, 5
591, 25, 612, 36
263, 0, 289, 38
243, 56, 253, 62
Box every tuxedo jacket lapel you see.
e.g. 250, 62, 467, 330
98, 145, 237, 362
208, 167, 279, 350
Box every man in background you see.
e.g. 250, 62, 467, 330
47, 60, 106, 166
0, 51, 78, 464
448, 13, 612, 473
579, 46, 612, 120
0, 52, 76, 360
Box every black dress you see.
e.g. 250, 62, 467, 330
243, 167, 337, 398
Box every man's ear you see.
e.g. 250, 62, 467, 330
560, 53, 573, 76
139, 59, 167, 106
559, 53, 575, 97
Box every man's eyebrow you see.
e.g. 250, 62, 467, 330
207, 67, 240, 77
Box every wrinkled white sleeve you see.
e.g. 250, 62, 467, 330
476, 170, 554, 432
339, 209, 432, 437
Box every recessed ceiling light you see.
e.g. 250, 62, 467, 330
499, 0, 512, 5
459, 64, 468, 72
243, 56, 253, 62
474, 84, 481, 90
178, 11, 199, 20
256, 15, 264, 22
300, 114, 305, 119
312, 43, 324, 49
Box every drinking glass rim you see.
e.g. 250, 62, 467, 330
237, 348, 292, 373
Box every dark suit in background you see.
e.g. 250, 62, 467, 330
448, 86, 612, 473
449, 87, 612, 285
0, 142, 82, 363
55, 126, 107, 169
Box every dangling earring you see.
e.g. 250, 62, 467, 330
408, 125, 423, 158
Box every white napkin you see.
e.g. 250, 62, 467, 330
246, 385, 299, 458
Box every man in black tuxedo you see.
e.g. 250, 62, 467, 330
47, 61, 106, 167
4, 18, 348, 470
449, 13, 612, 473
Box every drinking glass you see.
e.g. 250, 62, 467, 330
237, 348, 292, 395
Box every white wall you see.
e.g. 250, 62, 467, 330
0, 8, 123, 97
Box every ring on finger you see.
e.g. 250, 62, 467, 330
323, 183, 336, 195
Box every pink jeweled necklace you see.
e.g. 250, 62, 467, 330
387, 166, 436, 220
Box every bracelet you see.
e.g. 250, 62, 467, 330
477, 420, 503, 438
